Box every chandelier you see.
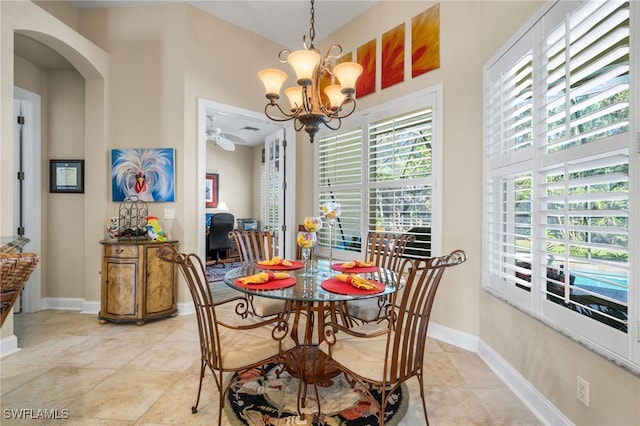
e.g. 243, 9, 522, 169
258, 0, 363, 143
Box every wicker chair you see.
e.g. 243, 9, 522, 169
229, 230, 286, 317
346, 231, 416, 323
320, 249, 468, 426
156, 245, 295, 423
1, 252, 40, 327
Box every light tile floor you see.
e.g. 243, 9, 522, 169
1, 308, 541, 425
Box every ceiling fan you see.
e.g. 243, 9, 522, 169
206, 116, 248, 152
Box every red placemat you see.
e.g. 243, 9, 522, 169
234, 277, 297, 290
256, 260, 304, 271
331, 263, 380, 274
321, 278, 384, 295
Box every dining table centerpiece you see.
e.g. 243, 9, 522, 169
303, 216, 322, 271
296, 231, 317, 276
321, 202, 341, 267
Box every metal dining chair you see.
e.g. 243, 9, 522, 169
346, 231, 415, 323
320, 249, 468, 426
156, 245, 295, 424
229, 230, 287, 317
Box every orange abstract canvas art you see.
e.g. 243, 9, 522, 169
356, 39, 376, 97
412, 3, 440, 78
382, 23, 405, 89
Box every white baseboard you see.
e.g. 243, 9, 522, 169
41, 297, 84, 311
429, 321, 568, 426
477, 340, 572, 426
42, 297, 196, 315
0, 335, 21, 358
81, 301, 100, 315
177, 301, 194, 316
428, 322, 479, 353
40, 298, 194, 317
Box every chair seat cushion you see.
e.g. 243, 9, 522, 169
219, 319, 296, 370
347, 298, 384, 322
319, 323, 390, 383
253, 297, 286, 317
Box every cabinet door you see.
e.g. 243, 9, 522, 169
103, 260, 137, 317
144, 245, 176, 315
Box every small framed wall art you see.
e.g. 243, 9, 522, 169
49, 159, 85, 193
205, 173, 219, 208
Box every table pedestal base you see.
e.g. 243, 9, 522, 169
284, 345, 341, 418
285, 346, 340, 386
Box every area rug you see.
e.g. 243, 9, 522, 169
224, 363, 407, 426
206, 262, 242, 282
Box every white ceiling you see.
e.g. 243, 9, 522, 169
24, 1, 377, 147
71, 1, 376, 49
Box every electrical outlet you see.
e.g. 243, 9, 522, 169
164, 209, 175, 220
577, 376, 589, 407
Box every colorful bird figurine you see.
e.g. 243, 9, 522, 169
146, 216, 167, 242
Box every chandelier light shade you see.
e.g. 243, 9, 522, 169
258, 0, 363, 143
258, 69, 288, 95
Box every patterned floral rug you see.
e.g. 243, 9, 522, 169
224, 363, 407, 426
206, 262, 242, 282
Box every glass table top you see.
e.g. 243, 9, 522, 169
223, 260, 400, 303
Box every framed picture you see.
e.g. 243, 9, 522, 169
49, 159, 84, 193
205, 173, 219, 208
110, 148, 176, 202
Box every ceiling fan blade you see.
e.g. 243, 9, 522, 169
216, 137, 236, 152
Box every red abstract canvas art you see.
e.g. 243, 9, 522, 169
382, 23, 405, 89
412, 3, 440, 78
356, 39, 376, 98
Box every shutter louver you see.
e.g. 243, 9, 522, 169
542, 0, 630, 153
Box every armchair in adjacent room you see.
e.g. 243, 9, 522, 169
207, 212, 235, 264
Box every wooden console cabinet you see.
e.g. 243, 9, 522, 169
99, 240, 178, 325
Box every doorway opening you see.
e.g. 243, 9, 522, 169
197, 99, 297, 262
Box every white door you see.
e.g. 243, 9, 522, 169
262, 129, 285, 256
261, 126, 297, 258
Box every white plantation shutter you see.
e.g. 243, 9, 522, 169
318, 128, 363, 252
316, 89, 441, 259
484, 0, 635, 365
541, 0, 630, 153
485, 170, 533, 300
540, 152, 629, 332
368, 108, 433, 235
485, 31, 534, 167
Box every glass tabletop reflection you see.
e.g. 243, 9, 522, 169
223, 259, 399, 303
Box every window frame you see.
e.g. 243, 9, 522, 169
483, 0, 639, 372
314, 85, 443, 261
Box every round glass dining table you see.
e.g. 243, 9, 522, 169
223, 259, 400, 417
223, 259, 399, 303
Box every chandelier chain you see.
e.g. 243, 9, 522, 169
309, 0, 316, 46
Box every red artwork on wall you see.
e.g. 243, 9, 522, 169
382, 23, 405, 89
356, 39, 376, 98
412, 3, 440, 78
205, 173, 218, 208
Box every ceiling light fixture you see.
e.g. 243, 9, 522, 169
258, 0, 363, 143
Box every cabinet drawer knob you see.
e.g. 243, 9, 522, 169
116, 248, 124, 254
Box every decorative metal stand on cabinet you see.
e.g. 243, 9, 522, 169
99, 239, 178, 325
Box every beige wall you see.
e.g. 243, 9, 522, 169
46, 70, 85, 298
2, 1, 639, 423
206, 144, 254, 220
2, 1, 109, 337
